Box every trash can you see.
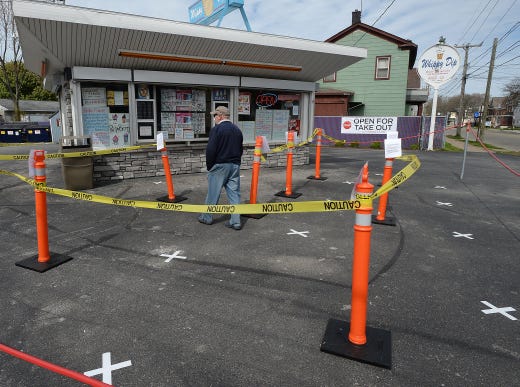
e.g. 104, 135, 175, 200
60, 136, 93, 190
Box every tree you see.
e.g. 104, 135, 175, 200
424, 93, 485, 122
0, 0, 23, 121
503, 78, 520, 110
0, 61, 57, 100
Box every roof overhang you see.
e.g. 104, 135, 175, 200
406, 88, 429, 103
13, 0, 366, 90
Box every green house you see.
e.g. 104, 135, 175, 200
316, 10, 428, 117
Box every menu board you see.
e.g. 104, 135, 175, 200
82, 106, 110, 149
82, 87, 106, 107
239, 121, 255, 143
272, 110, 290, 141
255, 109, 273, 139
160, 112, 176, 134
160, 88, 207, 137
160, 88, 206, 112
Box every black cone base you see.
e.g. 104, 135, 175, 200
320, 318, 392, 369
371, 214, 396, 226
307, 175, 328, 181
16, 254, 73, 273
275, 191, 302, 199
243, 213, 267, 219
157, 195, 187, 203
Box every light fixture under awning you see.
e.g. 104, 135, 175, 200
118, 50, 302, 72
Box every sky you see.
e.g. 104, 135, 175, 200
65, 0, 519, 98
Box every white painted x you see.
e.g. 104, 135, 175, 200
452, 232, 474, 239
84, 352, 132, 384
436, 201, 453, 206
342, 181, 355, 184
434, 186, 447, 189
287, 229, 309, 237
481, 301, 518, 321
161, 250, 187, 262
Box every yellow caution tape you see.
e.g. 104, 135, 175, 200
0, 169, 368, 213
266, 129, 319, 155
0, 143, 157, 161
0, 154, 420, 214
322, 133, 347, 146
353, 154, 421, 200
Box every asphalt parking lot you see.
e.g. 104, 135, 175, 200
1, 143, 519, 386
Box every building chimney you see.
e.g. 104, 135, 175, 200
352, 9, 361, 25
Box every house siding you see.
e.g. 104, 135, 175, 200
320, 30, 410, 116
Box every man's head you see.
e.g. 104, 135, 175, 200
210, 106, 230, 122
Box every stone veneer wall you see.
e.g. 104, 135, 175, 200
93, 144, 309, 183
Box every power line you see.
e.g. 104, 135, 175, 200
479, 0, 518, 44
353, 0, 397, 46
467, 0, 499, 43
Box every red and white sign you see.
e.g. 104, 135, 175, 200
341, 116, 397, 134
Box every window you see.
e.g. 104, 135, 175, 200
375, 56, 391, 80
323, 72, 336, 83
237, 89, 302, 143
80, 82, 130, 150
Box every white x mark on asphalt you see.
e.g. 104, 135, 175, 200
436, 201, 453, 206
342, 181, 355, 184
287, 229, 309, 237
160, 251, 187, 262
452, 232, 474, 239
481, 301, 518, 321
84, 352, 132, 384
434, 186, 447, 189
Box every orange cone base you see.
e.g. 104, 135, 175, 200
275, 190, 302, 199
15, 254, 73, 273
371, 214, 396, 226
157, 195, 188, 203
307, 175, 328, 181
320, 318, 392, 369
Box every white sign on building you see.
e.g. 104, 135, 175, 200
340, 116, 397, 134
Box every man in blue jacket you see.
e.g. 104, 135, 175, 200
198, 106, 243, 230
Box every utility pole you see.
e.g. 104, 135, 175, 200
479, 37, 498, 142
454, 42, 482, 137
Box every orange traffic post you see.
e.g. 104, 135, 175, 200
307, 128, 327, 181
244, 136, 266, 219
371, 158, 396, 226
157, 147, 187, 203
320, 163, 392, 369
249, 136, 263, 204
275, 131, 301, 198
16, 150, 72, 272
